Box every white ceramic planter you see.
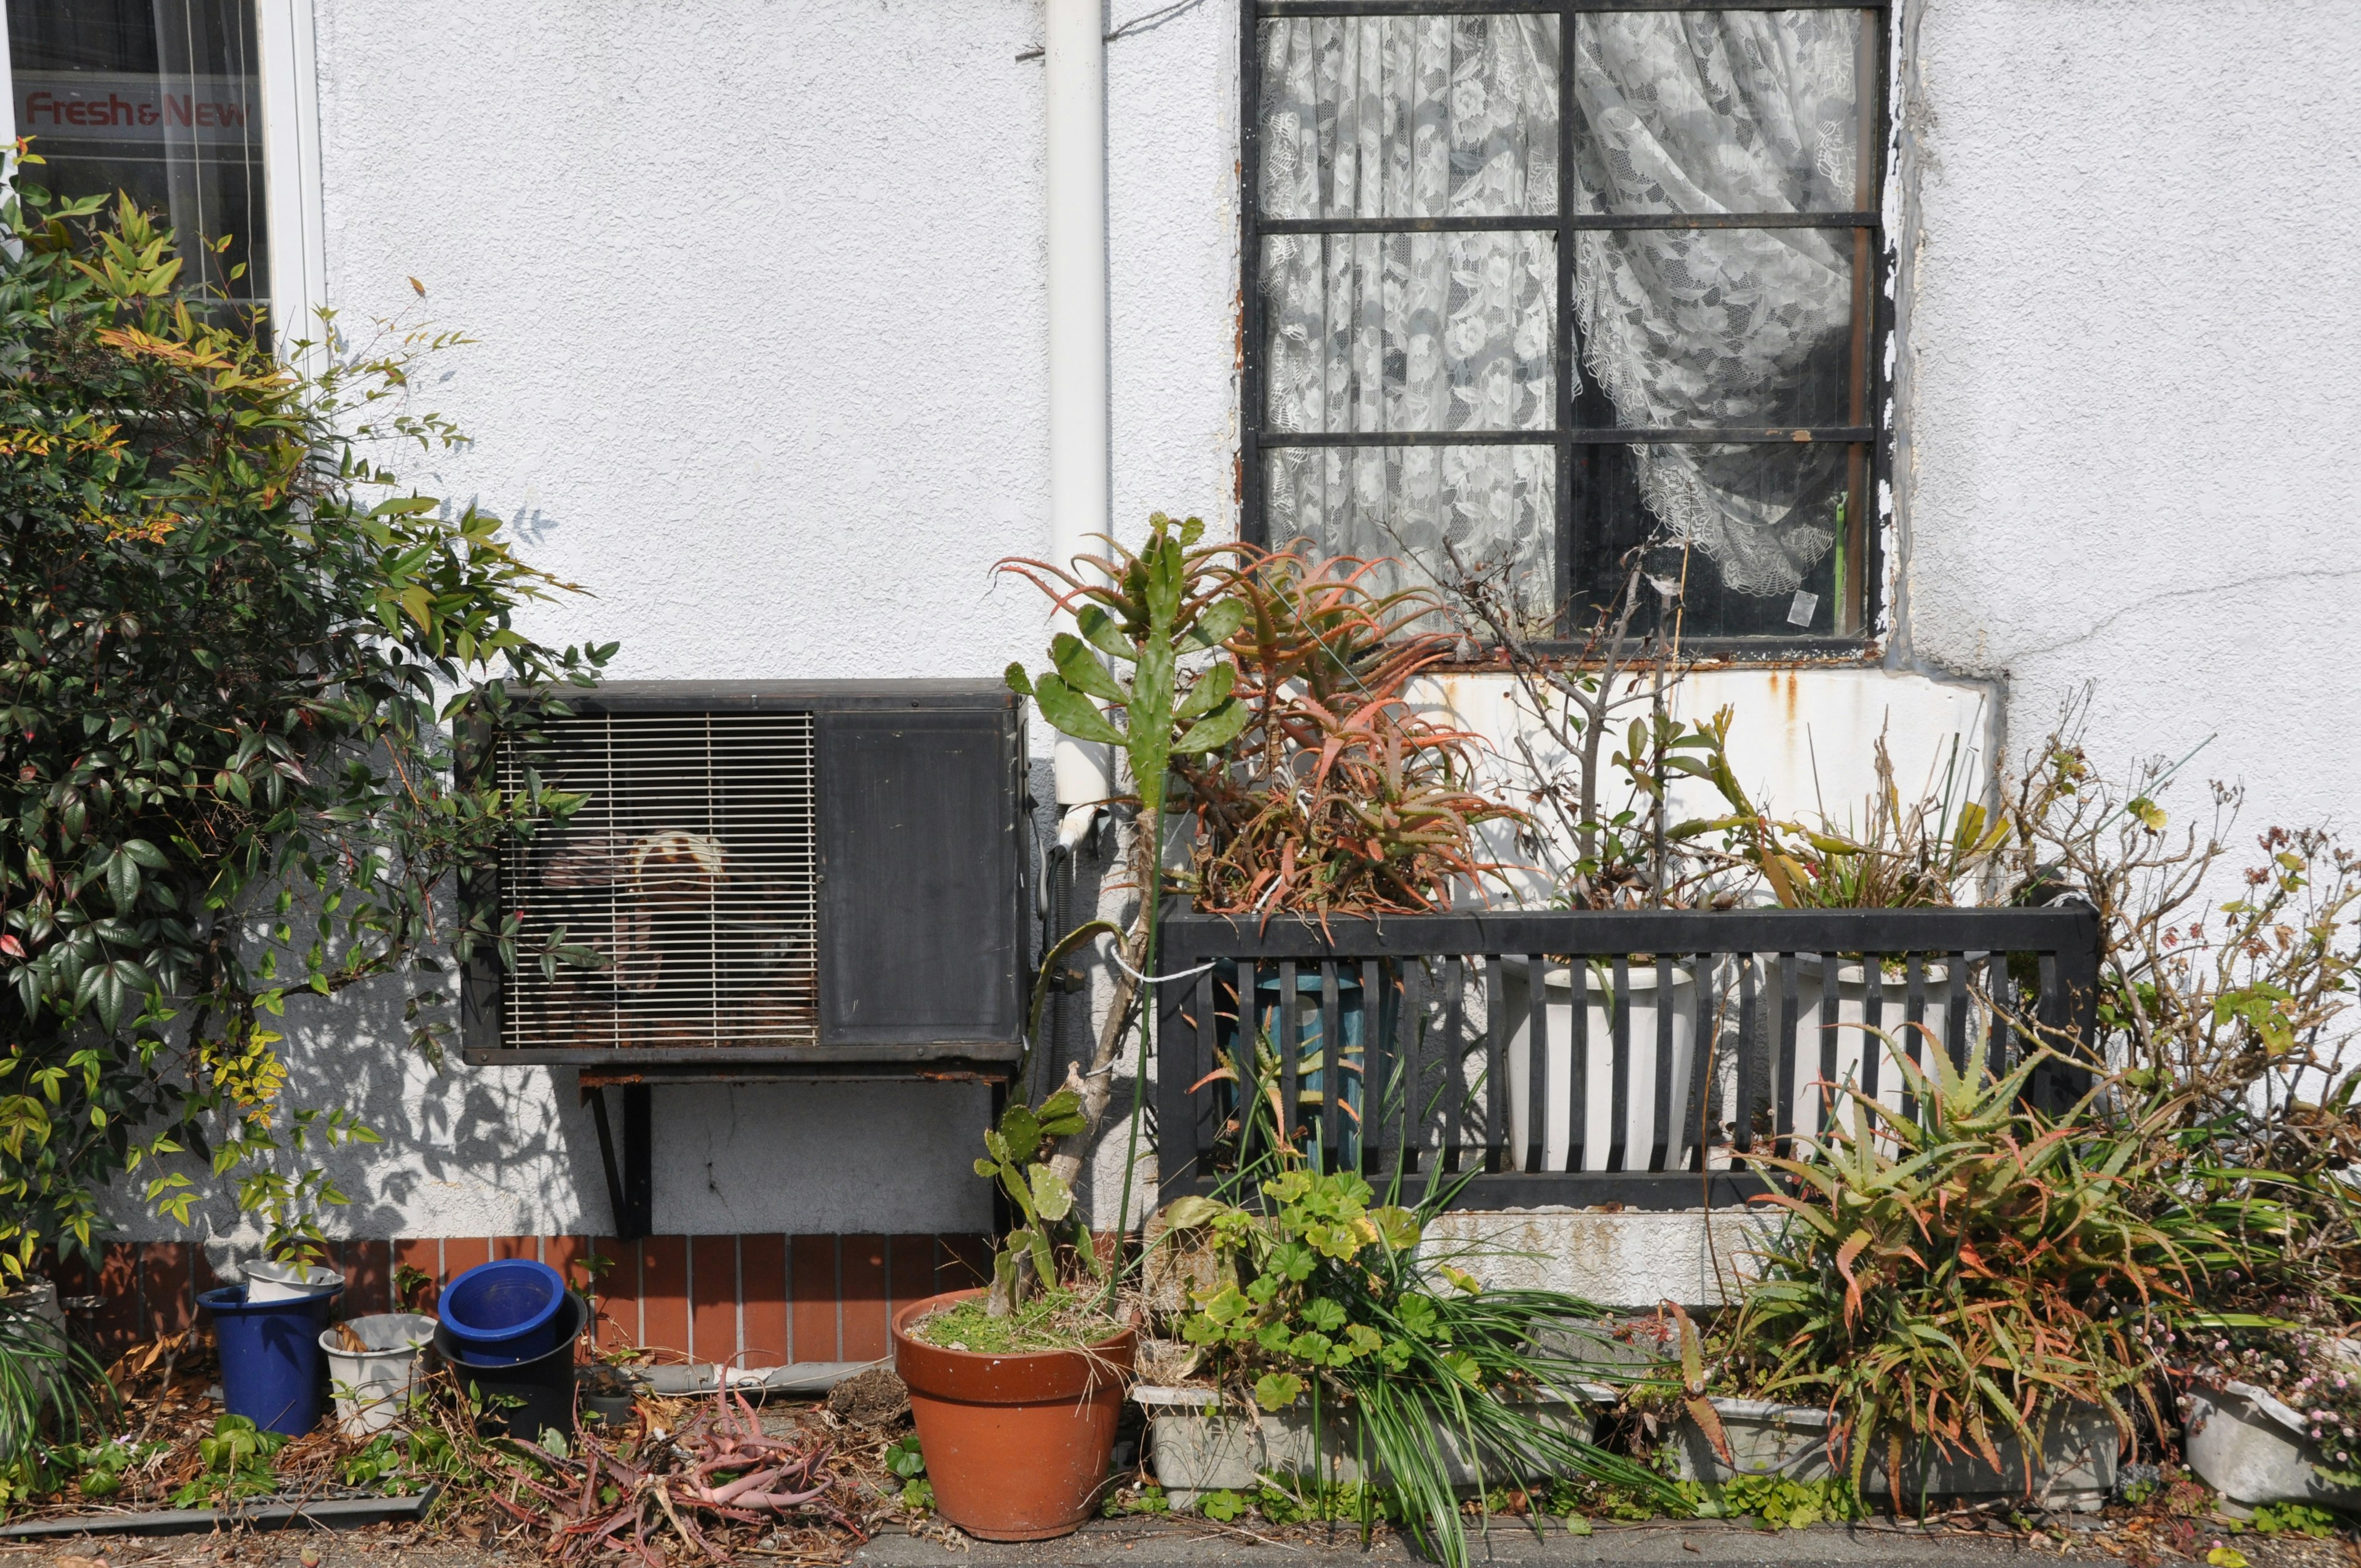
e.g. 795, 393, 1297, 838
1501, 957, 1703, 1171
1786, 956, 1955, 1130
1671, 1396, 2117, 1513
244, 1258, 342, 1302
2183, 1380, 2361, 1516
1134, 1385, 1593, 1507
320, 1313, 439, 1436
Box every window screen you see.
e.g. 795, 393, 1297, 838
1243, 6, 1885, 646
6, 0, 269, 323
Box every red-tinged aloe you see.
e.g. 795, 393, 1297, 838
1729, 1026, 2287, 1505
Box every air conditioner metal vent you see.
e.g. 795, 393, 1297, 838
496, 711, 819, 1051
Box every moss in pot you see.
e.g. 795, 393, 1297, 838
894, 1087, 1136, 1542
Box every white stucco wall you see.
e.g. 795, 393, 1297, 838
113, 0, 2359, 1243
1895, 0, 2361, 840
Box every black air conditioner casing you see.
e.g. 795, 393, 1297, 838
459, 681, 1029, 1081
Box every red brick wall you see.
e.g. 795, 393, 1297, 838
47, 1233, 992, 1366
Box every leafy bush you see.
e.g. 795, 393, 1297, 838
1161, 1157, 1683, 1567
0, 178, 609, 1277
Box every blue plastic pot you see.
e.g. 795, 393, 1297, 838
438, 1259, 567, 1366
199, 1283, 343, 1436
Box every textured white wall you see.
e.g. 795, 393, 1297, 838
120, 0, 2359, 1244
1896, 0, 2361, 836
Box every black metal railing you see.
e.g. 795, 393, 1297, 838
1153, 907, 2102, 1213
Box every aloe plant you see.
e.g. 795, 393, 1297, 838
1731, 1029, 2282, 1500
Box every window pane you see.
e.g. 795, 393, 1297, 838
1259, 15, 1560, 221
1265, 444, 1557, 630
1571, 11, 1865, 215
1262, 232, 1556, 435
7, 0, 269, 312
1567, 442, 1863, 638
1575, 228, 1863, 429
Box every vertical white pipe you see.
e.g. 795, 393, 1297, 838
1045, 0, 1113, 810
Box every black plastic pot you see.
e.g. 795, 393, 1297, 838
434, 1291, 586, 1441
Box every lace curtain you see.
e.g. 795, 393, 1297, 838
1259, 13, 1862, 611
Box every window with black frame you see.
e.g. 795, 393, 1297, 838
1243, 4, 1885, 647
6, 0, 270, 327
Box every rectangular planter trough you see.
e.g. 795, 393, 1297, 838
1134, 1386, 1594, 1509
1671, 1398, 2118, 1513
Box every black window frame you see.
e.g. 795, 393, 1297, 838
1239, 0, 1893, 658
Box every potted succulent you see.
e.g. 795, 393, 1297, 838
892, 1085, 1137, 1540
1705, 1030, 2273, 1514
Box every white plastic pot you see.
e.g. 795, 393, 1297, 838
243, 1258, 342, 1303
1787, 956, 1955, 1131
1501, 957, 1703, 1171
320, 1313, 438, 1436
2183, 1380, 2361, 1515
0, 1280, 68, 1414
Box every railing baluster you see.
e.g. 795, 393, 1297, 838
1902, 954, 1925, 1125
1441, 957, 1465, 1174
1683, 952, 1710, 1173
1401, 960, 1431, 1197
1862, 954, 1884, 1108
1318, 960, 1342, 1173
1524, 953, 1548, 1174
1278, 958, 1301, 1157
1609, 954, 1632, 1172
1947, 950, 1971, 1075
1776, 952, 1799, 1150
1651, 952, 1675, 1172
1814, 949, 1837, 1137
1238, 961, 1264, 1169
1735, 954, 1758, 1155
1568, 955, 1590, 1173
1361, 957, 1387, 1178
1987, 955, 2013, 1078
1194, 967, 1219, 1177
1484, 956, 1507, 1173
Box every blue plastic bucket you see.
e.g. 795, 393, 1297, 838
438, 1259, 567, 1366
200, 1283, 342, 1436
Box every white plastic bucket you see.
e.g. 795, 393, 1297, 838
320, 1313, 438, 1436
1502, 957, 1702, 1171
243, 1259, 342, 1303
1787, 955, 1954, 1134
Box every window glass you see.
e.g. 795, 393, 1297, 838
1247, 7, 1882, 645
7, 0, 269, 319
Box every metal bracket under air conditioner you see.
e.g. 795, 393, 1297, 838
583, 1082, 653, 1241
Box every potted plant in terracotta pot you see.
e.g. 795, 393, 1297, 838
892, 1085, 1137, 1540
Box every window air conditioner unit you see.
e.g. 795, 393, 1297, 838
461, 681, 1029, 1082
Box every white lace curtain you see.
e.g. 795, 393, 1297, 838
1259, 13, 1863, 612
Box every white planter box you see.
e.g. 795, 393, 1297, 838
1134, 1385, 1593, 1508
1671, 1396, 2117, 1513
321, 1312, 439, 1437
2183, 1380, 2361, 1515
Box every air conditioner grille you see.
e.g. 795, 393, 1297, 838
497, 712, 818, 1050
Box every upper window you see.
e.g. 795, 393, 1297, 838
1242, 6, 1884, 647
6, 0, 270, 325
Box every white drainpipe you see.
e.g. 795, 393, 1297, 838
1045, 0, 1113, 814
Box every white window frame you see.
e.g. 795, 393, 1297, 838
0, 0, 325, 370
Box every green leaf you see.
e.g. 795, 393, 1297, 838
1050, 633, 1126, 703
1173, 660, 1235, 723
1253, 1372, 1304, 1412
1027, 673, 1126, 748
1174, 697, 1251, 755
1073, 605, 1138, 664
1176, 598, 1249, 653
1029, 1166, 1074, 1222
1002, 662, 1034, 698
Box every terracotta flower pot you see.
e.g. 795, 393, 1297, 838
892, 1287, 1136, 1541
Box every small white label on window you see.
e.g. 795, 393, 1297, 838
1786, 590, 1820, 628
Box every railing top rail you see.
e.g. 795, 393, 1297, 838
1162, 906, 2098, 961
